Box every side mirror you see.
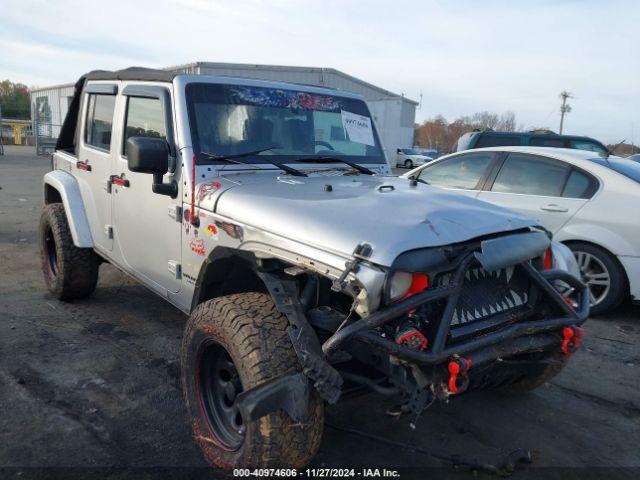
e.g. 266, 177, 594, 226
125, 137, 177, 198
126, 137, 169, 175
396, 148, 402, 154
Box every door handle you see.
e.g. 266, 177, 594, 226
110, 174, 130, 188
540, 204, 568, 213
76, 160, 92, 172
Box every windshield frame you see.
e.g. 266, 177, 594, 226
183, 80, 387, 166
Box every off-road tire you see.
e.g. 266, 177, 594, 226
567, 241, 627, 315
181, 293, 324, 470
495, 353, 568, 395
39, 203, 99, 301
404, 159, 413, 169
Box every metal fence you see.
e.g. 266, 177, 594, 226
34, 117, 61, 156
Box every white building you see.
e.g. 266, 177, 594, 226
30, 83, 75, 138
31, 62, 418, 163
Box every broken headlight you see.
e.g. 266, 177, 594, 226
389, 271, 429, 302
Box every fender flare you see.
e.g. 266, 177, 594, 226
190, 247, 259, 312
43, 170, 94, 248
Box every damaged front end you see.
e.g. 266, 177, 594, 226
313, 229, 589, 415
237, 228, 588, 423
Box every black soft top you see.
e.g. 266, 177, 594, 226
84, 66, 178, 82
56, 67, 178, 153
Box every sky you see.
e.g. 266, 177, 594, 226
1, 0, 638, 144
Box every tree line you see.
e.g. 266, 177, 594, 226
414, 111, 525, 153
0, 80, 31, 119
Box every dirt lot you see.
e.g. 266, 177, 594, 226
1, 146, 639, 479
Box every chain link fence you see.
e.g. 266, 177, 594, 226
34, 117, 61, 156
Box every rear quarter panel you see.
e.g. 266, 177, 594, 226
555, 173, 640, 257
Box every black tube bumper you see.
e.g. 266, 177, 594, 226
322, 254, 589, 366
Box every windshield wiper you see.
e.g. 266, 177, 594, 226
294, 156, 375, 175
201, 148, 307, 177
201, 146, 276, 161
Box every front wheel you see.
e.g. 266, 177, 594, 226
181, 293, 324, 469
404, 159, 413, 169
495, 353, 568, 395
567, 242, 627, 315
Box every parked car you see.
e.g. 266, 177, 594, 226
627, 153, 640, 162
452, 130, 609, 155
404, 146, 640, 314
396, 147, 433, 168
40, 68, 587, 470
418, 147, 439, 158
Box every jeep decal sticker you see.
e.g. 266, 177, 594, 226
197, 181, 222, 203
230, 87, 341, 112
189, 238, 206, 256
205, 224, 218, 237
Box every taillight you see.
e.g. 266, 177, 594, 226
543, 247, 553, 270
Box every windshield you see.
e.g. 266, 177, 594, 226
402, 148, 421, 155
186, 83, 386, 164
590, 157, 640, 183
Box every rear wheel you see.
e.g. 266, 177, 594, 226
39, 203, 99, 300
181, 293, 324, 469
567, 242, 627, 315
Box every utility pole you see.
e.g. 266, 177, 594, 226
559, 91, 572, 134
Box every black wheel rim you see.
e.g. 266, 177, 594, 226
44, 226, 58, 277
198, 341, 245, 450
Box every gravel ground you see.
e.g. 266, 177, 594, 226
1, 146, 638, 479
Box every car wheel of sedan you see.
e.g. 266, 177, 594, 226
567, 242, 627, 315
181, 293, 324, 469
404, 160, 413, 169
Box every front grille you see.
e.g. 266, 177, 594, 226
450, 265, 530, 326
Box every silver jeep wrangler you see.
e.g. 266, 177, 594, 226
39, 67, 588, 470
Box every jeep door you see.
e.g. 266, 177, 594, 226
476, 152, 594, 233
111, 84, 182, 295
77, 84, 118, 252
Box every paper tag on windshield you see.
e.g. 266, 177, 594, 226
341, 110, 375, 146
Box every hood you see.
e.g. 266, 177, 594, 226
203, 173, 538, 267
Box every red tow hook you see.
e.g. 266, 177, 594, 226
561, 326, 584, 355
447, 358, 472, 395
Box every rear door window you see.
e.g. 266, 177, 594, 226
562, 169, 598, 199
569, 140, 608, 154
529, 137, 566, 147
475, 134, 521, 148
418, 152, 495, 190
85, 94, 116, 151
491, 153, 569, 196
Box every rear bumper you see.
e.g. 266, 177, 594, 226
323, 253, 589, 366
